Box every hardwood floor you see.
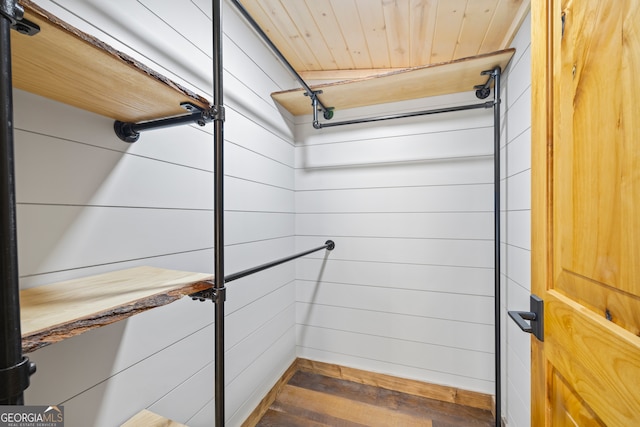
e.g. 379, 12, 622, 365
254, 369, 495, 427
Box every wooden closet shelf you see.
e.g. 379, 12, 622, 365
11, 0, 211, 123
272, 48, 515, 116
121, 409, 188, 427
20, 267, 213, 353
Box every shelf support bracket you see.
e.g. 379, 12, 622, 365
113, 102, 220, 143
1, 0, 39, 36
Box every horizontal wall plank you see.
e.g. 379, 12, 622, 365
505, 245, 531, 289
505, 87, 531, 145
296, 236, 494, 268
295, 127, 493, 169
61, 324, 214, 427
225, 107, 294, 166
226, 264, 294, 315
25, 297, 212, 404
226, 283, 295, 351
17, 205, 212, 276
296, 303, 494, 353
295, 326, 494, 382
295, 157, 493, 190
226, 177, 294, 213
148, 362, 214, 426
226, 142, 293, 191
296, 184, 493, 213
16, 130, 212, 209
226, 327, 296, 426
225, 236, 295, 279
296, 212, 493, 240
226, 304, 296, 386
14, 90, 215, 170
506, 210, 531, 250
226, 212, 294, 246
505, 128, 531, 177
296, 258, 494, 296
296, 281, 494, 324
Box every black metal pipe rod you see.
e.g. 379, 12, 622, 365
0, 8, 29, 405
313, 101, 493, 129
212, 0, 226, 425
126, 112, 205, 132
114, 112, 208, 143
225, 240, 335, 283
492, 66, 502, 427
228, 0, 330, 114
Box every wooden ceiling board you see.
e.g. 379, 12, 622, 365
410, 0, 438, 66
258, 0, 323, 70
431, 0, 467, 62
354, 0, 389, 69
453, 0, 501, 59
238, 0, 529, 77
284, 1, 337, 69
271, 49, 515, 116
239, 0, 308, 71
11, 0, 210, 123
305, 1, 355, 69
480, 0, 528, 53
383, 0, 411, 67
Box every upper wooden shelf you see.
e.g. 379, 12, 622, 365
20, 266, 213, 353
271, 49, 515, 117
11, 0, 211, 123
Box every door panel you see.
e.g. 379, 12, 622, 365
532, 0, 640, 426
551, 368, 605, 427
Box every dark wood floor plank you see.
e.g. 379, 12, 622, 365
255, 409, 332, 427
275, 384, 433, 427
289, 370, 494, 427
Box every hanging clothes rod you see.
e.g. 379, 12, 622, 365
226, 240, 335, 283
228, 0, 334, 120
191, 240, 336, 301
312, 98, 493, 129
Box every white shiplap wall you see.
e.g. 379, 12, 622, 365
294, 16, 532, 416
17, 1, 297, 426
294, 92, 497, 393
501, 12, 532, 427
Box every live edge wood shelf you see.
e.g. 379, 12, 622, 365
272, 48, 515, 116
20, 267, 213, 354
11, 0, 211, 123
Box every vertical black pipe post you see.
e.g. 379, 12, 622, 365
492, 66, 502, 427
0, 6, 28, 405
212, 0, 226, 425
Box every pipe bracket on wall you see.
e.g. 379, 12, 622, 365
306, 90, 334, 121
113, 102, 218, 143
1, 0, 39, 35
474, 69, 497, 99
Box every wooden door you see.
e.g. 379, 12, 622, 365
531, 0, 640, 426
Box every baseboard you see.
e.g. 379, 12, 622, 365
240, 358, 300, 427
296, 358, 494, 411
241, 357, 495, 426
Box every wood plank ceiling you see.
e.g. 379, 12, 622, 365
237, 0, 530, 83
